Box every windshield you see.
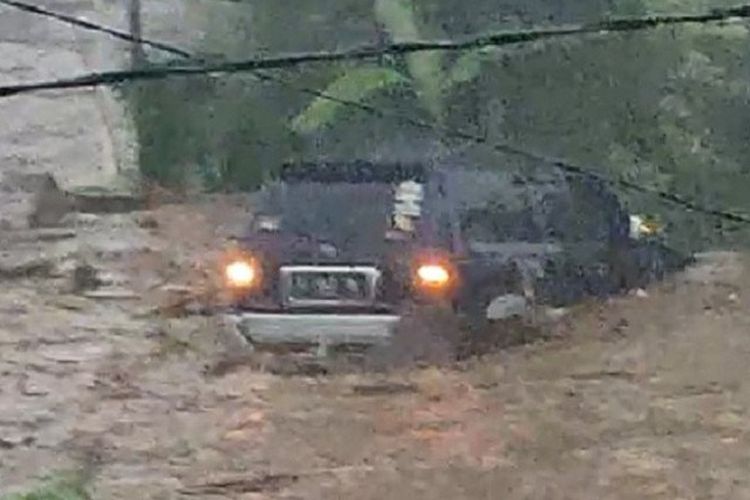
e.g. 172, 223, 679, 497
279, 182, 393, 247
261, 163, 431, 242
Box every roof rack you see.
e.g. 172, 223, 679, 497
279, 160, 429, 184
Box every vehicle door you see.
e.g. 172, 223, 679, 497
445, 168, 558, 304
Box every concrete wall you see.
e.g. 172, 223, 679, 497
0, 0, 141, 191
0, 0, 198, 227
0, 0, 258, 227
0, 0, 256, 169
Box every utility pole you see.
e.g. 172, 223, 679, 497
128, 0, 146, 66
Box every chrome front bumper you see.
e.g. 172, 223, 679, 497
227, 312, 400, 346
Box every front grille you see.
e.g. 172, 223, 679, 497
279, 266, 381, 308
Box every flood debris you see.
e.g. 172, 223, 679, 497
27, 173, 75, 228
0, 252, 54, 279
0, 228, 77, 243
0, 434, 36, 449
81, 289, 139, 300
178, 472, 299, 495
69, 187, 146, 214
71, 263, 102, 293
350, 381, 419, 396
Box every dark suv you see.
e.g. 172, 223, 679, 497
223, 160, 686, 348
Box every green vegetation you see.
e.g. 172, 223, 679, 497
2, 471, 90, 500
127, 71, 287, 191
123, 0, 750, 250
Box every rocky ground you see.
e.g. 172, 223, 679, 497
1, 198, 749, 499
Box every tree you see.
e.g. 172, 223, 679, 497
124, 0, 750, 251
290, 0, 503, 137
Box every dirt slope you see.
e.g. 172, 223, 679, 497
1, 205, 748, 499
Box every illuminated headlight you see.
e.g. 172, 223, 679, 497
225, 260, 256, 288
416, 264, 451, 288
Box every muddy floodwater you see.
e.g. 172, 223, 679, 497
1, 204, 749, 499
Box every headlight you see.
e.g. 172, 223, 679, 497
225, 260, 256, 288
416, 263, 451, 288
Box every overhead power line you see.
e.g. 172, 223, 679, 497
0, 0, 193, 59
1, 2, 750, 98
2, 0, 750, 226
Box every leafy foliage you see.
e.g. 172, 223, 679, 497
2, 471, 90, 500
291, 66, 408, 134
374, 0, 446, 119
444, 47, 503, 90
127, 69, 292, 191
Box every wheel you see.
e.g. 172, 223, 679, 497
457, 265, 538, 356
613, 241, 667, 291
645, 243, 670, 282
608, 244, 641, 292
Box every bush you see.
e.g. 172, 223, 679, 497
123, 64, 292, 192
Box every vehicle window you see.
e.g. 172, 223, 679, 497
455, 173, 623, 244
461, 204, 545, 243
542, 177, 623, 242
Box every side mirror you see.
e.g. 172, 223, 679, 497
253, 214, 282, 233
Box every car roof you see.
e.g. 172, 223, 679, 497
280, 160, 429, 184
276, 159, 618, 209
